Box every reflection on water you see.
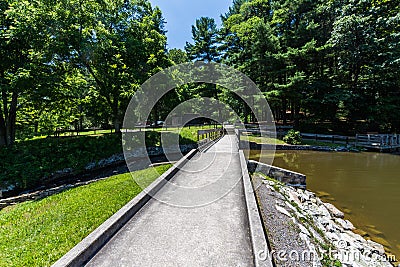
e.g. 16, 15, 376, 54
250, 150, 400, 261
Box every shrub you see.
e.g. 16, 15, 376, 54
283, 129, 302, 145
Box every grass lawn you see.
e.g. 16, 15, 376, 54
0, 164, 171, 267
300, 139, 344, 147
57, 129, 114, 137
1, 125, 212, 191
1, 134, 124, 190
242, 134, 287, 145
177, 125, 221, 143
241, 133, 346, 147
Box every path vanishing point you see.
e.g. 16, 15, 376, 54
53, 126, 273, 267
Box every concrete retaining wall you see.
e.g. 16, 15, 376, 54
247, 160, 306, 188
239, 151, 274, 267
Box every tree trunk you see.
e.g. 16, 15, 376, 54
282, 99, 287, 125
0, 92, 18, 146
294, 103, 300, 128
0, 91, 7, 146
9, 93, 18, 144
0, 112, 6, 146
114, 118, 120, 133
112, 102, 121, 133
34, 121, 39, 134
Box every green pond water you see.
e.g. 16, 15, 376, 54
250, 150, 400, 262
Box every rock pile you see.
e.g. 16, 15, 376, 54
256, 175, 394, 267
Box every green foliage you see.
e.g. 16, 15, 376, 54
0, 127, 203, 191
283, 129, 302, 145
0, 0, 170, 146
1, 0, 400, 147
321, 254, 342, 267
185, 17, 220, 62
0, 165, 171, 267
220, 0, 400, 132
0, 134, 123, 190
168, 48, 189, 64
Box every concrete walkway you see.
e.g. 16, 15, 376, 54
85, 133, 256, 266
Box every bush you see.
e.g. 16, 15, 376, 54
283, 129, 302, 145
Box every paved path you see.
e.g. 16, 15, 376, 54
86, 133, 254, 266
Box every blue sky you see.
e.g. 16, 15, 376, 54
149, 0, 232, 50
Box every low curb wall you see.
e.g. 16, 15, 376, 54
52, 149, 198, 267
197, 134, 224, 152
248, 160, 306, 188
239, 151, 274, 267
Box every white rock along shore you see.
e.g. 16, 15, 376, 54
253, 173, 397, 267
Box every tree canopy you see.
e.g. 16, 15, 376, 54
218, 0, 400, 133
1, 0, 399, 146
0, 0, 169, 145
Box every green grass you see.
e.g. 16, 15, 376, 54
57, 129, 114, 137
141, 125, 220, 146
1, 134, 123, 190
16, 130, 115, 142
178, 125, 220, 143
300, 139, 344, 148
241, 134, 286, 145
1, 126, 210, 191
0, 164, 171, 267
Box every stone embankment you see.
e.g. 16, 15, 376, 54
0, 144, 197, 202
0, 177, 111, 209
248, 160, 306, 188
253, 173, 395, 267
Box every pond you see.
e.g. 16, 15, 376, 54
250, 150, 400, 262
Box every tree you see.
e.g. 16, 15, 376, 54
168, 48, 189, 65
219, 0, 400, 132
56, 0, 169, 132
0, 0, 58, 145
329, 0, 400, 131
0, 0, 170, 145
185, 17, 220, 63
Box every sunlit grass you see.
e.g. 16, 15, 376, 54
300, 139, 343, 147
0, 164, 171, 267
242, 134, 286, 145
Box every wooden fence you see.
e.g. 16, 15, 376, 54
300, 133, 356, 145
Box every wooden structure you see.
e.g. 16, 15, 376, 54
234, 126, 400, 152
300, 133, 356, 145
356, 134, 400, 151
